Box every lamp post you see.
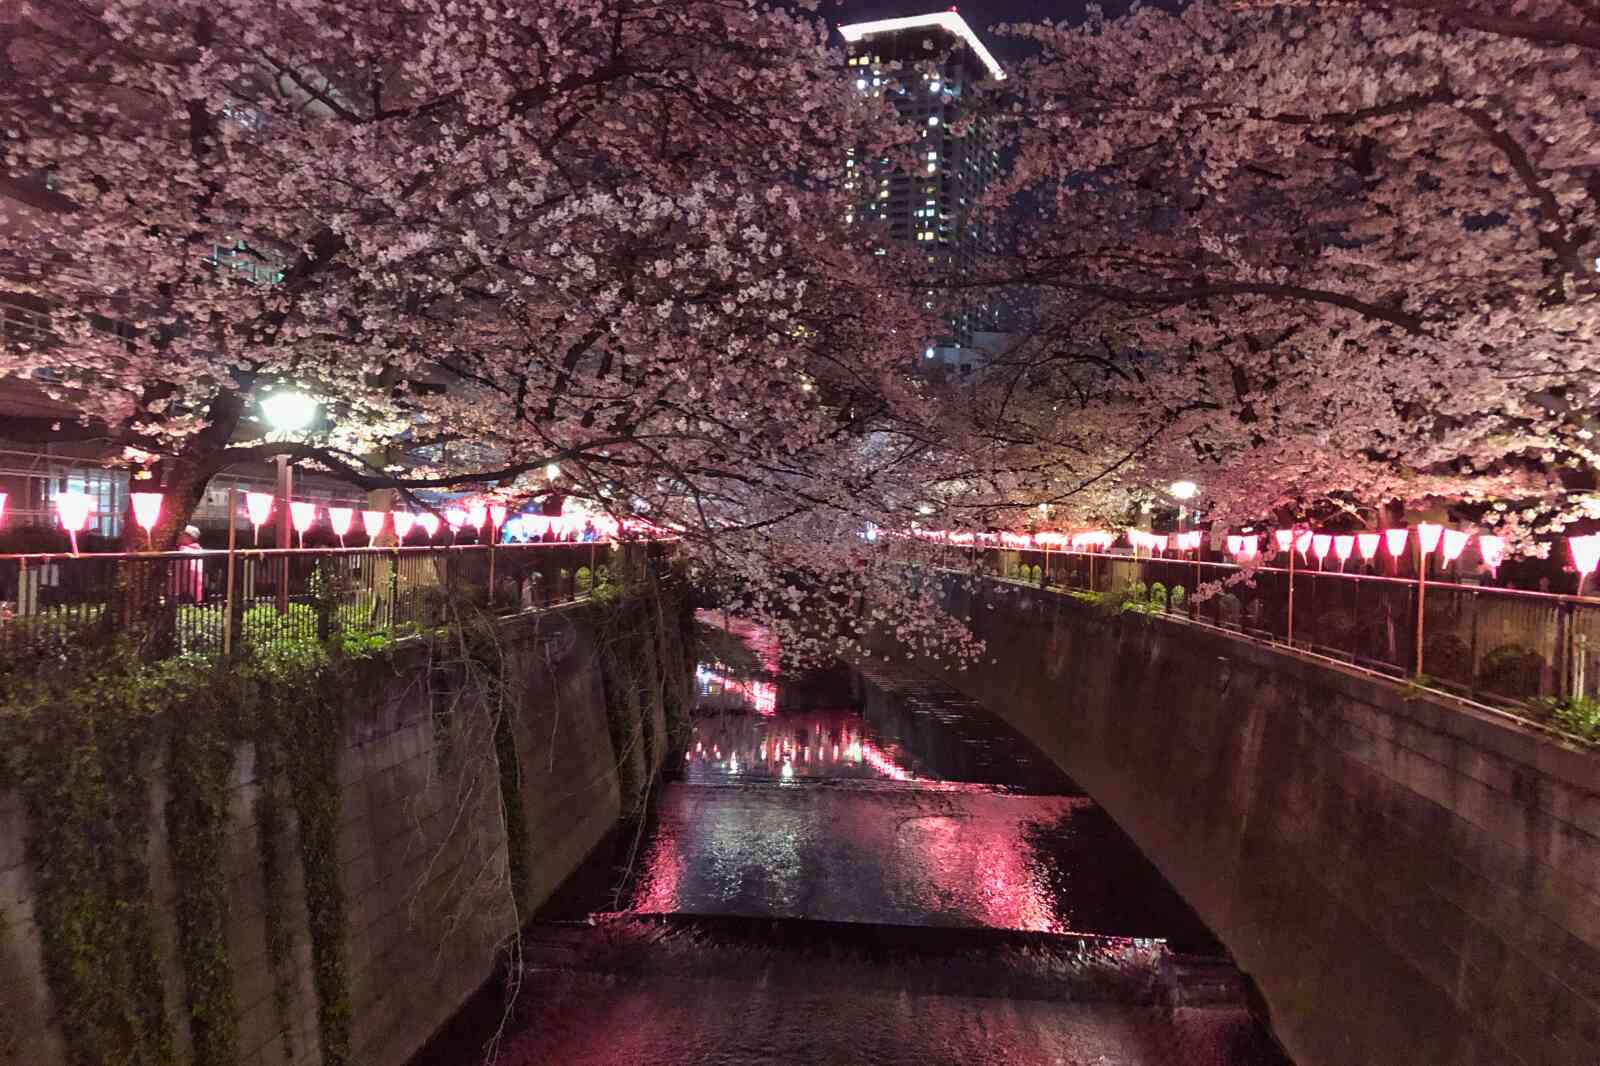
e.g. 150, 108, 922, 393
261, 389, 318, 612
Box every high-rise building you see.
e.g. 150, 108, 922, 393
839, 11, 1005, 372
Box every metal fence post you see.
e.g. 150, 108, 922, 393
1575, 633, 1590, 701
1415, 554, 1429, 678
223, 488, 238, 657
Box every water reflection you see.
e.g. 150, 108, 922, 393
684, 711, 927, 785
544, 614, 1223, 947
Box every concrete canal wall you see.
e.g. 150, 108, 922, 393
878, 576, 1600, 1066
0, 596, 689, 1066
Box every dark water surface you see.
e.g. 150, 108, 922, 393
416, 614, 1289, 1066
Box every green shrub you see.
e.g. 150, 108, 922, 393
1216, 592, 1242, 626
1423, 632, 1473, 683
1149, 582, 1168, 610
1479, 644, 1544, 699
1529, 696, 1600, 741
1170, 586, 1186, 609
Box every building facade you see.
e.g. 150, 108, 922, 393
840, 11, 1004, 373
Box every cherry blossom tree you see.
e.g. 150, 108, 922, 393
958, 0, 1600, 547
1, 0, 1011, 660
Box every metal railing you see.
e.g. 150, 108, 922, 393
944, 546, 1598, 713
0, 541, 652, 661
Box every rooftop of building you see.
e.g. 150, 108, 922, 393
837, 10, 1006, 82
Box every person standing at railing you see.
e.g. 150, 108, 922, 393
177, 524, 204, 603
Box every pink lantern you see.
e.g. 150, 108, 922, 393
55, 492, 94, 554
392, 511, 416, 540
524, 515, 550, 539
445, 505, 467, 534
1357, 532, 1380, 561
130, 492, 163, 549
1151, 534, 1168, 553
1383, 528, 1409, 558
1334, 535, 1354, 565
1417, 522, 1443, 556
289, 501, 316, 548
0, 490, 7, 526
361, 510, 386, 540
1478, 534, 1505, 576
467, 501, 488, 529
417, 512, 441, 540
1440, 528, 1470, 565
489, 503, 507, 530
245, 491, 274, 545
1571, 535, 1600, 595
1226, 534, 1242, 556
547, 516, 570, 540
1295, 530, 1313, 556
1311, 533, 1332, 563
327, 507, 353, 548
1273, 529, 1293, 553
1239, 535, 1259, 560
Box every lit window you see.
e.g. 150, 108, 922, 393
928, 116, 940, 126
927, 151, 937, 160
927, 163, 937, 173
856, 78, 867, 90
930, 81, 941, 92
846, 159, 854, 168
925, 347, 935, 358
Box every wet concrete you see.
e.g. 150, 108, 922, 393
414, 614, 1289, 1066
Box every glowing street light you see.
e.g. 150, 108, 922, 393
260, 390, 317, 433
1168, 480, 1198, 501
130, 492, 163, 550
262, 389, 319, 612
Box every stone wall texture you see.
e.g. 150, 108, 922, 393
0, 599, 677, 1066
882, 576, 1600, 1066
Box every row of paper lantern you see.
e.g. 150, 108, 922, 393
908, 522, 1600, 581
22, 489, 630, 551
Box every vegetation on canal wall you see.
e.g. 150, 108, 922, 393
0, 563, 694, 1066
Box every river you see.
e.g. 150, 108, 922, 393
413, 612, 1290, 1066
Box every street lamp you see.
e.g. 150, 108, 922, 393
262, 389, 317, 611
1168, 480, 1199, 535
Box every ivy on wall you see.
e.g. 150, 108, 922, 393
0, 643, 177, 1066
0, 562, 696, 1066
